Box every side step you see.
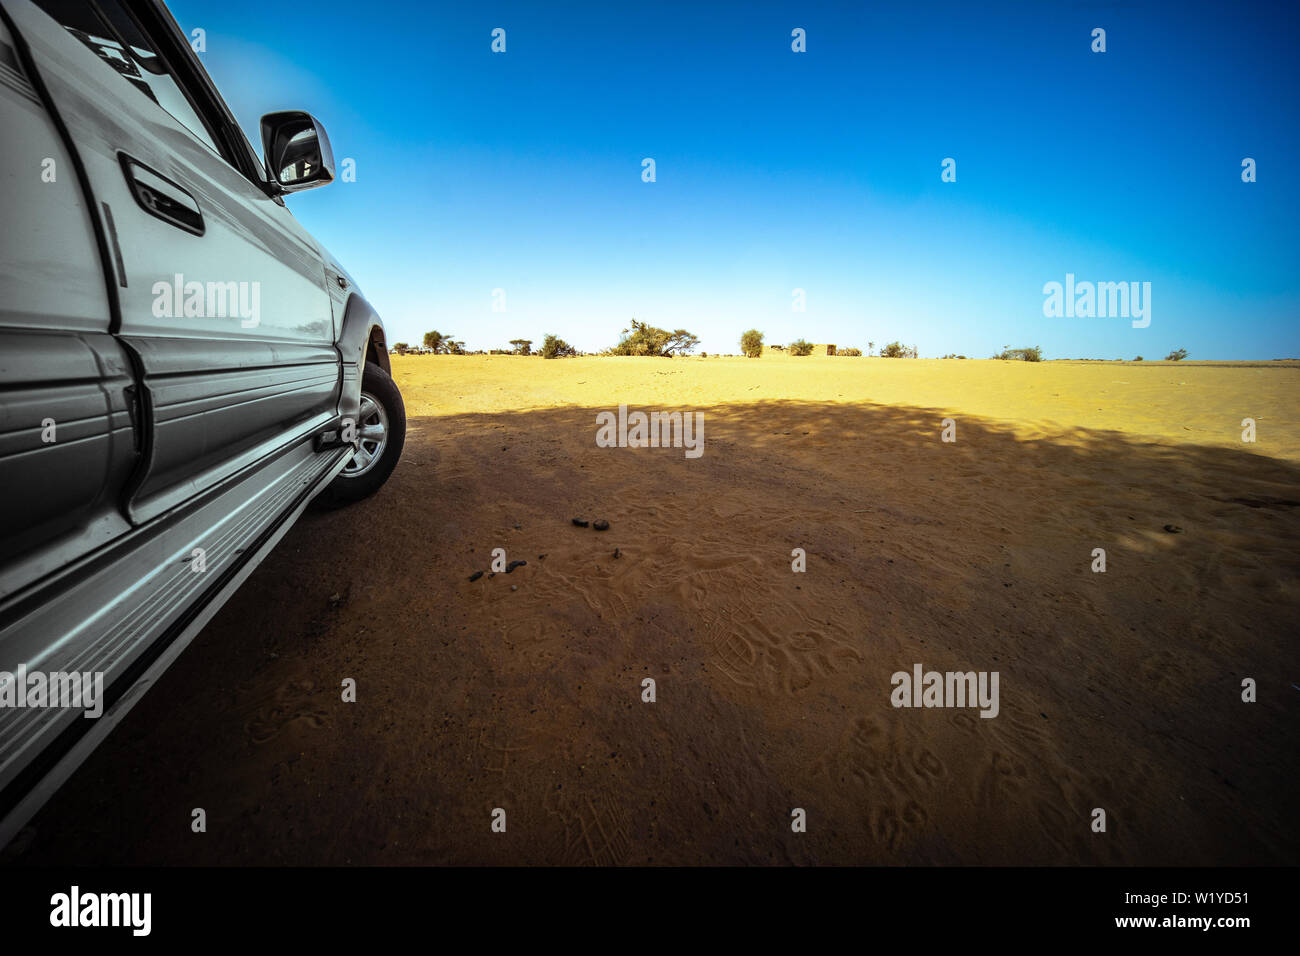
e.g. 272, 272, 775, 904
0, 437, 350, 847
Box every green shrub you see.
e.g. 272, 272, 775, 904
740, 329, 764, 358
1165, 348, 1188, 361
993, 345, 1042, 362
608, 320, 698, 356
541, 334, 577, 359
789, 338, 814, 356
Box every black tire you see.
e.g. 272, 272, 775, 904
313, 363, 406, 509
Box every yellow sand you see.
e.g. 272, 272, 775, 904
394, 355, 1300, 462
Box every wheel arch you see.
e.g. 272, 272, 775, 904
337, 293, 390, 420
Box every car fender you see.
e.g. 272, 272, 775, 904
336, 292, 390, 423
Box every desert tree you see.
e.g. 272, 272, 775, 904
541, 334, 577, 359
608, 319, 699, 357
424, 330, 464, 354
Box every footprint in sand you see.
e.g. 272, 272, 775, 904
975, 750, 1031, 806
910, 748, 945, 785
709, 630, 759, 687
869, 799, 930, 851
244, 680, 329, 744
709, 619, 863, 694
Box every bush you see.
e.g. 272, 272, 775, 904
541, 334, 577, 359
1165, 348, 1188, 361
880, 341, 907, 358
838, 348, 862, 356
789, 338, 814, 356
1133, 355, 1144, 362
740, 329, 764, 358
993, 345, 1043, 362
608, 319, 698, 356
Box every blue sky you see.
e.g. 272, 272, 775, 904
170, 0, 1299, 358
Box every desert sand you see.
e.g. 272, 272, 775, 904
10, 355, 1299, 865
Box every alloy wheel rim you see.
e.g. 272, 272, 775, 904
341, 391, 388, 477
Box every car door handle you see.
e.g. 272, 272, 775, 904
119, 154, 205, 236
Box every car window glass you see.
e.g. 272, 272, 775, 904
33, 0, 221, 153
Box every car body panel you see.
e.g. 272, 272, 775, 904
0, 0, 394, 846
7, 2, 340, 522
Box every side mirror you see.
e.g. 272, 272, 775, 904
259, 110, 335, 192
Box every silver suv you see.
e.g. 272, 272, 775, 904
0, 0, 404, 845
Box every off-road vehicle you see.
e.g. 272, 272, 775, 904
0, 0, 404, 845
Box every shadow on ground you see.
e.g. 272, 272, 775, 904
6, 399, 1299, 865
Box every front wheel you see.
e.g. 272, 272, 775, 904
314, 363, 405, 508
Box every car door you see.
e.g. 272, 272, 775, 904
10, 0, 341, 525
0, 7, 136, 599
